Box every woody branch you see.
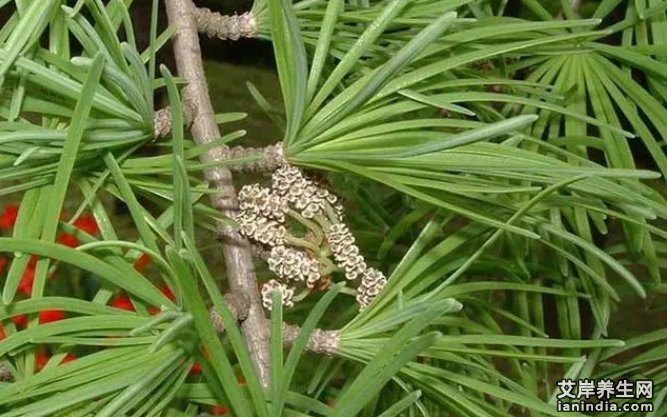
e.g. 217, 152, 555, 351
164, 0, 272, 385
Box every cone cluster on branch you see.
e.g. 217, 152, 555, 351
260, 279, 295, 310
268, 245, 321, 288
234, 165, 387, 311
326, 223, 367, 281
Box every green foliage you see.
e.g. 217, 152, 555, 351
0, 0, 665, 416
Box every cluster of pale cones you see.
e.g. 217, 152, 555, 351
234, 165, 387, 310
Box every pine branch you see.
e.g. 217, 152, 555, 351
193, 7, 257, 41
0, 300, 339, 384
282, 323, 340, 356
209, 305, 340, 356
165, 0, 272, 385
154, 107, 172, 138
154, 108, 286, 173
221, 142, 286, 173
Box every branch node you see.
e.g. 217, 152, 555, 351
209, 292, 252, 333
209, 306, 341, 356
283, 324, 341, 356
224, 142, 287, 173
154, 107, 172, 139
194, 8, 257, 41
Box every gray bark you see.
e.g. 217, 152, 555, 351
165, 0, 272, 385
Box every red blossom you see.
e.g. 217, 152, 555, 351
11, 314, 27, 328
61, 353, 77, 364
0, 257, 6, 275
38, 309, 66, 324
210, 405, 229, 416
0, 326, 5, 340
35, 350, 49, 372
133, 253, 151, 271
18, 263, 35, 296
159, 285, 175, 301
58, 232, 80, 248
0, 204, 18, 230
110, 294, 135, 312
73, 215, 99, 235
189, 362, 203, 375
149, 285, 176, 316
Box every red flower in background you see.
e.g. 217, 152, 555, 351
134, 253, 151, 271
0, 204, 18, 230
159, 285, 175, 301
149, 285, 177, 315
16, 255, 40, 296
35, 350, 50, 371
189, 362, 203, 375
0, 257, 7, 275
35, 350, 76, 371
57, 232, 80, 248
73, 215, 98, 235
0, 326, 5, 340
18, 255, 37, 297
110, 294, 135, 311
210, 405, 229, 416
11, 314, 27, 328
18, 265, 35, 297
61, 353, 77, 364
38, 309, 66, 324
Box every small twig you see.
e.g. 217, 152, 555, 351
222, 143, 287, 173
282, 324, 340, 356
154, 107, 172, 138
193, 8, 257, 41
153, 108, 286, 173
209, 307, 340, 356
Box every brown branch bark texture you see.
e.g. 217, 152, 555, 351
164, 0, 272, 385
209, 305, 341, 356
153, 108, 286, 173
